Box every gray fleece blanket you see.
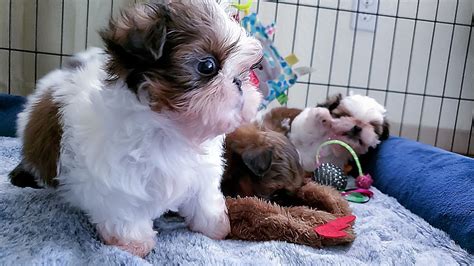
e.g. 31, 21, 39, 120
0, 137, 472, 265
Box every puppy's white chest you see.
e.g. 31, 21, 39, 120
142, 135, 225, 212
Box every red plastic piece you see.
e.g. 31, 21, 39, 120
313, 215, 356, 238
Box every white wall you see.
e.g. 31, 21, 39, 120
0, 0, 472, 155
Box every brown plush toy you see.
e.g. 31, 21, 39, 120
222, 124, 355, 248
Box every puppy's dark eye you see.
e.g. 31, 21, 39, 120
197, 57, 218, 76
251, 57, 264, 70
251, 63, 263, 71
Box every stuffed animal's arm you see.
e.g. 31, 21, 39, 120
295, 182, 352, 217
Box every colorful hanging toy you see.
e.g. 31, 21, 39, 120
314, 140, 374, 203
231, 1, 315, 110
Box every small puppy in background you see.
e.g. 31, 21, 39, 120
222, 123, 304, 206
9, 1, 262, 257
259, 93, 389, 171
318, 93, 389, 162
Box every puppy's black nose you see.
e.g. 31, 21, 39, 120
233, 78, 242, 94
350, 125, 362, 136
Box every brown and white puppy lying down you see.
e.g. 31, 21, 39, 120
222, 124, 354, 247
258, 94, 390, 172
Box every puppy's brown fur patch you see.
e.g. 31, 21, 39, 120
21, 91, 62, 187
222, 124, 304, 204
261, 107, 302, 135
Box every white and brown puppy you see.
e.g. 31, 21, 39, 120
316, 94, 389, 169
9, 1, 262, 257
259, 94, 389, 171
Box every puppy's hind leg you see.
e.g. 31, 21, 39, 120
9, 161, 42, 189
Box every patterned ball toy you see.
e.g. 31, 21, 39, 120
313, 163, 348, 191
313, 140, 374, 204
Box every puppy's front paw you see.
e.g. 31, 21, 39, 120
104, 236, 155, 258
97, 220, 156, 257
189, 210, 231, 240
207, 212, 231, 240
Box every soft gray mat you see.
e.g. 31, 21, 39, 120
0, 137, 472, 265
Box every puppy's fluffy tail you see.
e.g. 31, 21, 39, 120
9, 161, 42, 189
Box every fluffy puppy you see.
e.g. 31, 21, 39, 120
317, 94, 390, 171
318, 93, 389, 157
222, 123, 304, 206
259, 94, 389, 171
9, 1, 262, 257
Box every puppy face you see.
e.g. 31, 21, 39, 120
101, 1, 263, 142
330, 117, 380, 155
222, 124, 304, 204
318, 94, 390, 154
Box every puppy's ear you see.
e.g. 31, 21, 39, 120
380, 120, 390, 140
317, 93, 342, 112
100, 4, 169, 72
242, 148, 273, 177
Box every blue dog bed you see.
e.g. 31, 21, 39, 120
0, 94, 25, 137
366, 137, 474, 254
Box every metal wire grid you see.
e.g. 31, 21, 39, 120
0, 0, 473, 155
275, 0, 472, 155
